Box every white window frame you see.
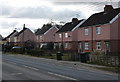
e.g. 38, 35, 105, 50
65, 33, 68, 38
8, 38, 10, 42
65, 43, 68, 48
70, 43, 72, 49
37, 36, 38, 40
59, 34, 62, 38
84, 28, 89, 35
84, 42, 89, 50
14, 37, 17, 42
40, 36, 42, 40
96, 27, 101, 34
96, 42, 101, 50
79, 43, 82, 50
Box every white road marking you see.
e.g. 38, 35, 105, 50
11, 73, 22, 75
48, 72, 77, 80
23, 65, 39, 70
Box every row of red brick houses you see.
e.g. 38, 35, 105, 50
4, 5, 120, 54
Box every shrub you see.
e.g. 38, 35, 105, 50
26, 49, 44, 57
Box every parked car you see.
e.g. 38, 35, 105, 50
11, 46, 25, 54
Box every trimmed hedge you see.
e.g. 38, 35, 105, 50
26, 49, 44, 57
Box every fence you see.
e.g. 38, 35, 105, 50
89, 55, 119, 66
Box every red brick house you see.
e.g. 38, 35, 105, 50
35, 25, 59, 48
14, 24, 35, 47
4, 30, 18, 46
77, 5, 120, 55
55, 18, 85, 51
0, 35, 3, 41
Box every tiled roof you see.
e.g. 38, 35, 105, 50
0, 34, 3, 40
35, 24, 52, 35
56, 19, 84, 33
80, 7, 120, 27
6, 30, 18, 38
15, 28, 27, 36
35, 27, 51, 35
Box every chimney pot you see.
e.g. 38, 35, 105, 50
72, 18, 78, 24
104, 5, 113, 13
23, 24, 26, 29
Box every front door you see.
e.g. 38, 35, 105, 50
105, 41, 110, 55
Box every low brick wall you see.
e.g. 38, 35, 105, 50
89, 55, 119, 66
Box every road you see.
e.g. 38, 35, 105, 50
2, 54, 118, 81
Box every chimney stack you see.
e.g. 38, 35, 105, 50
72, 18, 78, 24
104, 5, 113, 13
23, 24, 26, 29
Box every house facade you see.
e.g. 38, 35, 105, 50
14, 24, 35, 47
35, 25, 59, 48
55, 18, 85, 52
0, 35, 3, 41
5, 30, 18, 46
77, 5, 120, 54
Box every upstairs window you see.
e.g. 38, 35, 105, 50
96, 42, 101, 50
65, 33, 68, 38
8, 38, 10, 42
37, 36, 38, 40
96, 27, 101, 34
40, 36, 42, 40
14, 37, 17, 42
84, 28, 89, 35
59, 34, 62, 38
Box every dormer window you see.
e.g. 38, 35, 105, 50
96, 27, 101, 34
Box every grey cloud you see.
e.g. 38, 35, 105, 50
0, 4, 14, 16
0, 21, 18, 29
54, 2, 119, 11
10, 6, 85, 21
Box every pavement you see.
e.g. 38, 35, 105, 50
2, 53, 119, 80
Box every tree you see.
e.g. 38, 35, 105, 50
34, 23, 63, 34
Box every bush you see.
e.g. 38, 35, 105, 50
26, 49, 44, 57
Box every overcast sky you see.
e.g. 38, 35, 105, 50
0, 0, 120, 37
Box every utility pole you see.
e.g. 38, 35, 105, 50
22, 24, 25, 46
91, 26, 94, 52
61, 33, 64, 53
21, 24, 25, 54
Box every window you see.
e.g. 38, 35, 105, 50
65, 33, 68, 38
96, 27, 101, 34
65, 43, 68, 48
40, 36, 42, 40
96, 42, 101, 50
8, 38, 10, 42
84, 42, 89, 50
59, 34, 62, 38
37, 36, 38, 40
105, 41, 110, 50
79, 43, 82, 50
84, 28, 89, 35
14, 37, 17, 42
70, 43, 72, 49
